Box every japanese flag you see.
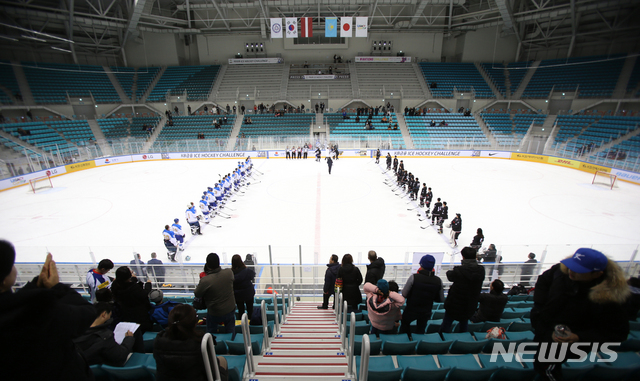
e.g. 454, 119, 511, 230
341, 17, 352, 38
286, 18, 298, 38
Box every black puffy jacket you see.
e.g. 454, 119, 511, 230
154, 331, 210, 381
233, 267, 256, 302
472, 290, 508, 322
365, 258, 386, 285
74, 320, 135, 366
111, 278, 152, 332
338, 264, 363, 307
443, 259, 486, 321
323, 262, 341, 294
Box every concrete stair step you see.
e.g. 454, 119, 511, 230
252, 374, 351, 380
258, 356, 347, 365
264, 348, 346, 356
255, 365, 348, 375
274, 333, 341, 338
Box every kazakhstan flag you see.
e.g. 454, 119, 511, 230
325, 18, 338, 37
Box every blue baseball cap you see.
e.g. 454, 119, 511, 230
561, 248, 608, 273
420, 255, 436, 271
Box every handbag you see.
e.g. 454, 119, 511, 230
193, 296, 206, 310
334, 278, 343, 294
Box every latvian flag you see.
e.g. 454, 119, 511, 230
300, 17, 313, 38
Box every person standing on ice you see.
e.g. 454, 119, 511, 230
325, 156, 333, 174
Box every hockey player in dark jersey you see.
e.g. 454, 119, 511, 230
450, 213, 462, 246
398, 160, 405, 174
425, 187, 433, 216
438, 201, 448, 234
386, 153, 392, 170
412, 178, 420, 200
419, 183, 428, 207
392, 156, 398, 173
431, 198, 442, 225
375, 149, 381, 164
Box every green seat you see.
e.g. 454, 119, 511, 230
397, 355, 449, 381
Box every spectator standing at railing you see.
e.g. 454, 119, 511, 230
195, 253, 236, 334
365, 250, 386, 285
520, 253, 537, 287
231, 254, 255, 317
147, 252, 166, 285
130, 253, 147, 282
1, 246, 97, 380
337, 254, 363, 313
439, 247, 486, 333
318, 255, 340, 310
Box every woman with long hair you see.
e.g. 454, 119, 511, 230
470, 228, 484, 250
337, 254, 363, 313
153, 304, 228, 381
231, 254, 256, 317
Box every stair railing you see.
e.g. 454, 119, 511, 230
347, 312, 356, 378
201, 333, 222, 381
240, 312, 256, 374
358, 334, 371, 381
260, 300, 269, 352
272, 290, 280, 335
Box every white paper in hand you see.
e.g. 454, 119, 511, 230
114, 322, 140, 344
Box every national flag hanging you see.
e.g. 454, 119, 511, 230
341, 17, 353, 38
270, 18, 283, 38
285, 18, 298, 38
300, 17, 313, 38
325, 17, 338, 38
355, 16, 368, 37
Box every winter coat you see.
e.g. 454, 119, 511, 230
74, 320, 135, 367
233, 267, 256, 302
530, 260, 630, 344
364, 282, 405, 331
478, 248, 497, 263
111, 277, 153, 332
402, 269, 444, 314
521, 259, 538, 276
472, 290, 508, 322
470, 234, 484, 247
0, 279, 96, 381
365, 257, 386, 285
443, 259, 486, 321
451, 217, 462, 232
323, 262, 341, 294
194, 267, 236, 316
338, 263, 363, 307
153, 331, 228, 381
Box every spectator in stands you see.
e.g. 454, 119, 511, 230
233, 105, 237, 114
393, 123, 398, 130
231, 254, 255, 317
74, 302, 135, 367
364, 279, 405, 336
318, 254, 340, 310
520, 253, 537, 287
204, 105, 208, 113
195, 253, 236, 334
381, 116, 388, 123
439, 247, 486, 333
365, 250, 386, 285
337, 253, 363, 313
430, 120, 436, 127
147, 252, 165, 285
401, 254, 443, 337
477, 244, 497, 263
226, 104, 230, 114
188, 105, 192, 115
464, 109, 471, 117
430, 82, 437, 88
0, 244, 96, 380
243, 254, 256, 274
130, 253, 147, 281
26, 109, 33, 120
153, 304, 228, 381
0, 113, 4, 123
148, 289, 180, 328
439, 120, 447, 126
87, 258, 114, 303
110, 266, 153, 351
304, 60, 309, 68
470, 279, 507, 322
531, 248, 630, 380
174, 106, 179, 115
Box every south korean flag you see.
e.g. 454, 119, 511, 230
286, 18, 298, 38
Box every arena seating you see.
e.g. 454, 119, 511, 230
480, 63, 507, 97
135, 67, 161, 101
506, 61, 532, 96
22, 62, 120, 104
325, 112, 405, 149
562, 116, 640, 155
110, 66, 135, 101
513, 113, 547, 136
147, 65, 219, 102
46, 120, 95, 145
419, 63, 493, 98
626, 58, 640, 97
130, 117, 160, 139
156, 115, 235, 142
405, 113, 490, 149
481, 113, 515, 146
552, 115, 597, 147
239, 113, 315, 137
1, 121, 78, 154
217, 64, 283, 101
0, 61, 21, 104
522, 55, 626, 98
97, 118, 130, 140
355, 62, 424, 98
287, 63, 352, 98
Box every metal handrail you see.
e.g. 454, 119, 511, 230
272, 290, 280, 335
260, 300, 269, 352
347, 312, 356, 378
358, 334, 370, 381
341, 300, 348, 349
201, 333, 222, 381
240, 312, 255, 374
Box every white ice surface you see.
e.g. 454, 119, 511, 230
1, 157, 639, 265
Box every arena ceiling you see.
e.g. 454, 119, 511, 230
0, 0, 639, 62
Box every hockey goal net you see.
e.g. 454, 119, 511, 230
29, 175, 53, 193
592, 170, 618, 189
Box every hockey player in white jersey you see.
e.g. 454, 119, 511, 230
163, 225, 179, 262
199, 196, 211, 223
171, 218, 185, 250
186, 204, 202, 235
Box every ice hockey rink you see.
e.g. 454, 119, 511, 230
1, 155, 640, 267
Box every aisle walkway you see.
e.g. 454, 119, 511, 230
254, 302, 353, 380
